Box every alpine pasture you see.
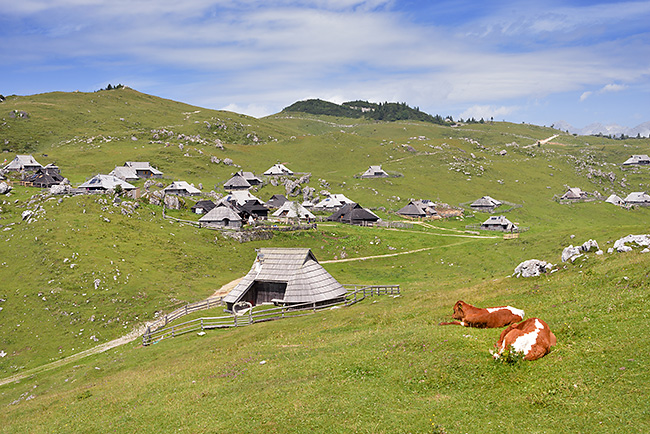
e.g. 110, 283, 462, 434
1, 88, 649, 433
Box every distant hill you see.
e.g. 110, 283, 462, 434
282, 98, 450, 125
554, 119, 650, 138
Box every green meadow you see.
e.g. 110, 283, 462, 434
1, 88, 649, 433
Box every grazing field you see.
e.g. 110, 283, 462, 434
1, 89, 649, 433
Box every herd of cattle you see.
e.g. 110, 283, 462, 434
440, 300, 556, 361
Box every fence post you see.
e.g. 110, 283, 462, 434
172, 326, 175, 338
234, 313, 237, 327
201, 319, 204, 330
248, 308, 252, 325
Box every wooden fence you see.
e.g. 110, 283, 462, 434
142, 285, 400, 346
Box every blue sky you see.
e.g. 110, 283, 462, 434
2, 0, 650, 128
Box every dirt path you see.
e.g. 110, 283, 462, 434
0, 322, 155, 387
524, 134, 559, 148
0, 277, 247, 387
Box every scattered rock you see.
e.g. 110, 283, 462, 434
513, 259, 553, 277
0, 182, 12, 195
613, 234, 650, 252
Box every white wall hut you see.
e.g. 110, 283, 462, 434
124, 162, 163, 178
221, 190, 264, 207
78, 174, 136, 192
109, 166, 139, 182
272, 201, 315, 220
361, 165, 389, 178
264, 163, 293, 176
605, 194, 625, 207
3, 154, 43, 172
622, 154, 650, 166
241, 171, 262, 186
199, 204, 242, 228
222, 248, 346, 311
561, 187, 586, 200
313, 193, 354, 211
624, 192, 650, 205
163, 181, 201, 196
481, 215, 518, 232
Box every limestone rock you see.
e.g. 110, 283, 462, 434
513, 259, 553, 277
0, 182, 12, 195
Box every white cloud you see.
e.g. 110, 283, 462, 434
580, 91, 592, 102
600, 83, 627, 93
458, 105, 518, 121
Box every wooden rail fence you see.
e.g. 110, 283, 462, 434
142, 285, 400, 346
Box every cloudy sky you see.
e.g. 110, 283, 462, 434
2, 0, 650, 128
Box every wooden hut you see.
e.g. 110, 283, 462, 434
223, 172, 252, 191
622, 155, 650, 166
361, 165, 389, 178
163, 181, 201, 196
605, 194, 625, 207
24, 166, 64, 188
222, 248, 346, 311
480, 215, 517, 232
397, 201, 427, 218
264, 163, 293, 176
272, 201, 314, 220
191, 200, 216, 214
624, 192, 650, 206
198, 204, 242, 228
470, 196, 502, 211
266, 194, 288, 209
3, 154, 43, 172
124, 162, 163, 178
561, 187, 586, 200
78, 174, 136, 192
327, 203, 380, 226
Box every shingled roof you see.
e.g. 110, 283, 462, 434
223, 248, 346, 310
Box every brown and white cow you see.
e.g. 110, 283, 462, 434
492, 317, 556, 361
439, 300, 525, 328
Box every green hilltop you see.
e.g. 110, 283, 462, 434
1, 88, 650, 433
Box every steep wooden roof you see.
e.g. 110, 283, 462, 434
223, 248, 346, 305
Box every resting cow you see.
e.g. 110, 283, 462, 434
492, 317, 556, 361
439, 300, 524, 328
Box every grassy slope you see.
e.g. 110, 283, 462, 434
1, 91, 650, 433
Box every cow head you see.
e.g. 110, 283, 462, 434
451, 300, 465, 320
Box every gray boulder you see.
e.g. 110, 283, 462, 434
0, 182, 12, 195
513, 259, 553, 277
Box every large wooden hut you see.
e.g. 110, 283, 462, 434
222, 248, 346, 311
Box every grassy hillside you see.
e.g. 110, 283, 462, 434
1, 90, 650, 433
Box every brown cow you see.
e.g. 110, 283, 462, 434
439, 300, 524, 328
492, 317, 556, 361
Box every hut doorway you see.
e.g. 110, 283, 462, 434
241, 281, 287, 305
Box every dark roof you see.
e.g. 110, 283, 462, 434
266, 194, 288, 209
191, 200, 216, 212
223, 173, 252, 190
25, 168, 65, 188
327, 203, 380, 224
397, 201, 426, 217
237, 200, 269, 217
